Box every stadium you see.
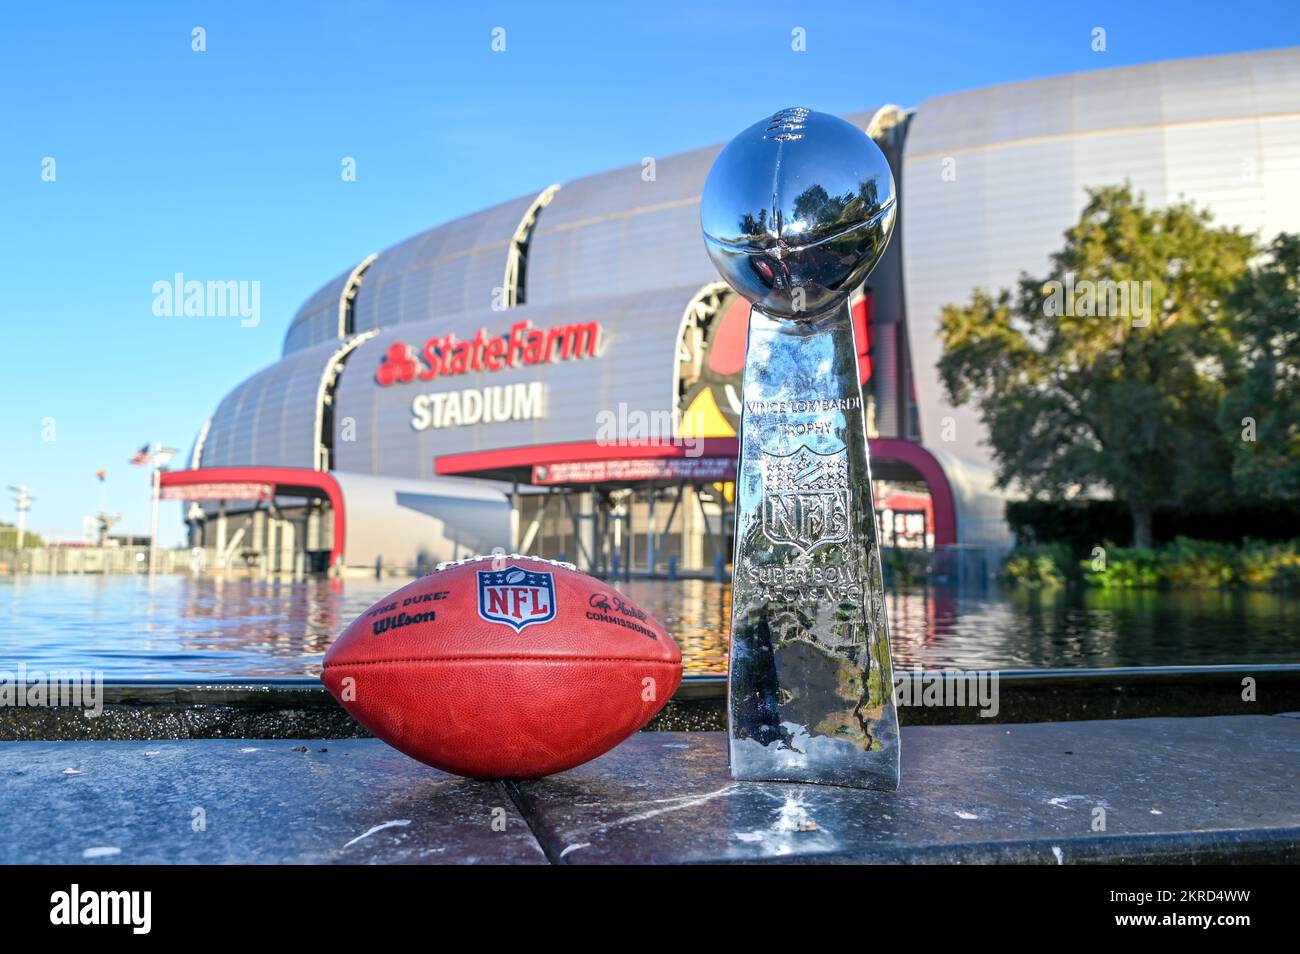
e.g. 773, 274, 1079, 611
165, 46, 1300, 577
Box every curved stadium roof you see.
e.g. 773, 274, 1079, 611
278, 106, 886, 360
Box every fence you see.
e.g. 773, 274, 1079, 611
0, 542, 1010, 587
0, 547, 193, 576
921, 544, 1007, 589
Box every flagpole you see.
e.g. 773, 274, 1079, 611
148, 441, 161, 576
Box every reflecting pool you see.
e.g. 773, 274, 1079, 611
0, 575, 1296, 679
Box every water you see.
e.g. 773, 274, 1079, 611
0, 575, 1296, 679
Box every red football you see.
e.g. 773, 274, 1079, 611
322, 555, 682, 779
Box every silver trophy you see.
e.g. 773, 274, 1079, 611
701, 107, 900, 789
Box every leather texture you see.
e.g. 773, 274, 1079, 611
322, 557, 682, 779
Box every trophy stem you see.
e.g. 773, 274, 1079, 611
727, 300, 900, 789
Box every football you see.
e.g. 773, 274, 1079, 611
322, 554, 682, 779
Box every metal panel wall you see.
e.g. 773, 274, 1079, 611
348, 195, 537, 332
281, 111, 887, 363
524, 145, 720, 307
331, 285, 703, 479
200, 338, 346, 469
282, 271, 351, 355
902, 47, 1300, 465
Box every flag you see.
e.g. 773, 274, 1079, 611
95, 470, 106, 482
129, 444, 151, 466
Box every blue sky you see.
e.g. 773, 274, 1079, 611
2, 0, 1298, 543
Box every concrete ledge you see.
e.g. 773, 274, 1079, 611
509, 716, 1300, 864
899, 664, 1300, 725
0, 739, 545, 864
0, 678, 723, 740
4, 666, 1299, 741
1, 715, 1295, 864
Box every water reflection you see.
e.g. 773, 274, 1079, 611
0, 576, 1295, 679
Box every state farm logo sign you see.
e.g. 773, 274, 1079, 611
376, 319, 600, 385
375, 319, 602, 432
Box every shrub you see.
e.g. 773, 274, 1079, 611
1238, 539, 1300, 591
1081, 546, 1161, 589
999, 536, 1300, 591
882, 546, 931, 587
999, 544, 1071, 588
1007, 499, 1300, 550
1158, 537, 1237, 589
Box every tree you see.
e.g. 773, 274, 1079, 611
1220, 233, 1300, 500
937, 185, 1256, 547
0, 522, 43, 549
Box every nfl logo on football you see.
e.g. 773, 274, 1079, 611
477, 567, 558, 631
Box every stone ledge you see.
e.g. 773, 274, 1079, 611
5, 667, 1298, 740
2, 715, 1295, 864
509, 716, 1300, 864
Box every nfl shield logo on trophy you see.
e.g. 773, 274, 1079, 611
760, 445, 852, 554
477, 566, 558, 632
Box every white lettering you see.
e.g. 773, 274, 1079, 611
50, 884, 151, 934
410, 383, 546, 431
410, 394, 431, 430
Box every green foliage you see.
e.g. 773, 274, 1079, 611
1023, 536, 1300, 591
881, 546, 931, 587
938, 184, 1270, 546
1154, 538, 1237, 589
1080, 546, 1162, 589
1234, 540, 1292, 589
999, 543, 1072, 588
1006, 498, 1300, 550
1219, 233, 1300, 502
0, 523, 43, 549
1231, 539, 1300, 590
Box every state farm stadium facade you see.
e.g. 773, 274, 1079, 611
167, 47, 1300, 577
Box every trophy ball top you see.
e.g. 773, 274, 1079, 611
700, 107, 897, 320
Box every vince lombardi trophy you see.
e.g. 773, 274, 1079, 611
701, 107, 900, 789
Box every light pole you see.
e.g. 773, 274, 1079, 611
7, 486, 33, 551
148, 445, 176, 576
149, 459, 160, 576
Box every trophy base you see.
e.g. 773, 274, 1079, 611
731, 712, 901, 789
